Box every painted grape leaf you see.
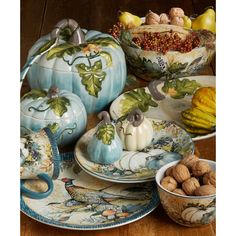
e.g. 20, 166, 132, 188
76, 60, 106, 97
120, 30, 132, 45
120, 88, 158, 116
162, 78, 201, 99
33, 38, 57, 57
47, 123, 60, 133
46, 97, 70, 117
120, 30, 139, 48
46, 43, 83, 60
21, 89, 47, 100
99, 51, 112, 67
167, 62, 188, 73
96, 124, 115, 145
88, 37, 120, 48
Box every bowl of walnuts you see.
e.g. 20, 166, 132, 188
155, 154, 216, 227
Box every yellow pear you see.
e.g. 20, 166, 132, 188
183, 15, 192, 29
192, 9, 216, 33
119, 11, 142, 29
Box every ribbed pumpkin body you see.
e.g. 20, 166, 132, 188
87, 134, 123, 165
27, 30, 127, 113
20, 88, 87, 147
87, 121, 123, 165
116, 118, 153, 151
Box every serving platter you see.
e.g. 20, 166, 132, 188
21, 152, 159, 230
75, 119, 194, 183
110, 75, 215, 141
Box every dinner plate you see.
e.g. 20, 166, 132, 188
110, 75, 215, 141
21, 152, 159, 230
74, 119, 194, 183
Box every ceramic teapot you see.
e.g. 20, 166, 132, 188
22, 18, 127, 113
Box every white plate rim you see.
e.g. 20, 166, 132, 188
109, 75, 216, 141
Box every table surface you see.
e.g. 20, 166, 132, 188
20, 0, 216, 235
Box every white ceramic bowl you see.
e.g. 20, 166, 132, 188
155, 159, 216, 227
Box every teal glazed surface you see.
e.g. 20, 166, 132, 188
87, 133, 123, 165
20, 89, 87, 147
27, 29, 127, 114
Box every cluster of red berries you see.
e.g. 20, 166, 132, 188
108, 22, 124, 39
133, 31, 200, 54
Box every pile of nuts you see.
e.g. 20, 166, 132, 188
145, 7, 185, 27
132, 31, 200, 54
161, 154, 216, 196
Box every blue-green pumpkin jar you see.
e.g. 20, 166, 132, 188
25, 19, 127, 114
87, 111, 123, 165
20, 87, 87, 147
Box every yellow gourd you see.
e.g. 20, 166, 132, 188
181, 87, 216, 135
192, 87, 216, 116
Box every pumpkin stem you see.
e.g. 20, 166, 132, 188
51, 18, 85, 45
127, 108, 144, 127
148, 80, 165, 101
48, 87, 59, 98
98, 111, 111, 124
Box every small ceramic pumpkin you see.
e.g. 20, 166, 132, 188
116, 109, 154, 151
25, 19, 127, 113
87, 111, 122, 165
20, 87, 87, 147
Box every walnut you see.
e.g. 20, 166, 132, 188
161, 176, 177, 192
192, 161, 211, 177
173, 188, 186, 196
165, 166, 174, 176
160, 13, 170, 24
145, 10, 160, 25
182, 177, 200, 195
172, 164, 190, 183
169, 7, 185, 18
180, 154, 199, 170
170, 17, 184, 27
194, 185, 216, 196
203, 171, 216, 187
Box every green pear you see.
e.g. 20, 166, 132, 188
183, 15, 192, 29
119, 11, 142, 29
192, 9, 216, 33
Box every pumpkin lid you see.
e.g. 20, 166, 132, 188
30, 19, 121, 73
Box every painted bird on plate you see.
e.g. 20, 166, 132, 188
60, 178, 149, 205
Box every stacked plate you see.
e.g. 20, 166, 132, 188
75, 119, 194, 183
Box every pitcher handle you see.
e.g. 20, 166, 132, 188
20, 173, 53, 199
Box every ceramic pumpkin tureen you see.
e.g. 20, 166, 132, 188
24, 19, 127, 113
20, 87, 87, 147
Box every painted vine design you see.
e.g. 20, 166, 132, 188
36, 37, 120, 97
